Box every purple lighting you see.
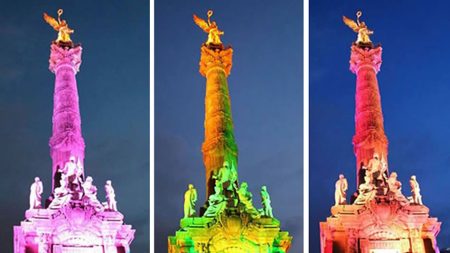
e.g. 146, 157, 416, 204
13, 42, 135, 253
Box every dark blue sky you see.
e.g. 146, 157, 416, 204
311, 0, 450, 251
0, 1, 148, 252
155, 0, 302, 252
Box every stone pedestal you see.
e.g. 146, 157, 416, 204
14, 205, 134, 253
169, 212, 291, 253
350, 45, 388, 187
320, 201, 440, 253
199, 45, 238, 199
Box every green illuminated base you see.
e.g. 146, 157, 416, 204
168, 209, 291, 252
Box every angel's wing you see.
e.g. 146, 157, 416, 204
43, 13, 60, 31
342, 16, 359, 32
193, 14, 210, 33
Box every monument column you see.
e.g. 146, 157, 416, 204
349, 45, 388, 187
199, 45, 238, 198
48, 43, 85, 191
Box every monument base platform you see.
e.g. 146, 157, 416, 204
320, 200, 440, 253
14, 202, 134, 253
169, 211, 292, 253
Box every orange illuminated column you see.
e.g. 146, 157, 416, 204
199, 45, 238, 199
350, 45, 388, 187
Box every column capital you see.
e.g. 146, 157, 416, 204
199, 45, 233, 77
349, 45, 382, 74
49, 43, 82, 74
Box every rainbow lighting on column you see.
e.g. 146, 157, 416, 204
167, 10, 292, 253
13, 9, 134, 253
319, 11, 440, 253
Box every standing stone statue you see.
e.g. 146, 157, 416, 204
260, 186, 273, 217
184, 184, 197, 218
409, 175, 423, 205
334, 174, 348, 205
105, 180, 118, 211
29, 177, 43, 209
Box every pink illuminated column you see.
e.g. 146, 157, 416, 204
48, 43, 85, 191
350, 45, 388, 187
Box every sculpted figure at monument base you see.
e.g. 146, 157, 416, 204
105, 180, 118, 211
334, 174, 348, 205
29, 177, 43, 210
237, 182, 260, 218
386, 172, 409, 206
409, 175, 423, 205
260, 186, 273, 217
354, 176, 376, 205
203, 182, 226, 217
82, 176, 103, 211
49, 179, 71, 209
184, 184, 197, 218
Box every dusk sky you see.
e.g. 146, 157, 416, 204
311, 0, 450, 251
155, 0, 302, 252
0, 1, 149, 252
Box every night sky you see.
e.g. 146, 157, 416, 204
0, 1, 149, 252
155, 0, 302, 252
311, 0, 450, 251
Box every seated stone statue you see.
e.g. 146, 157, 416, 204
237, 182, 260, 218
29, 177, 43, 210
334, 174, 348, 205
409, 175, 423, 205
387, 172, 409, 206
49, 179, 71, 209
203, 181, 227, 217
354, 176, 376, 205
183, 184, 197, 218
260, 186, 273, 217
82, 176, 103, 211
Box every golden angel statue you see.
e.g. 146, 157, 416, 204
43, 9, 74, 43
193, 10, 224, 46
343, 11, 373, 45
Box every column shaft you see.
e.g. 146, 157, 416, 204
350, 45, 388, 187
199, 46, 238, 198
48, 43, 85, 190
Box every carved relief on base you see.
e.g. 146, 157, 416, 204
321, 200, 440, 253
